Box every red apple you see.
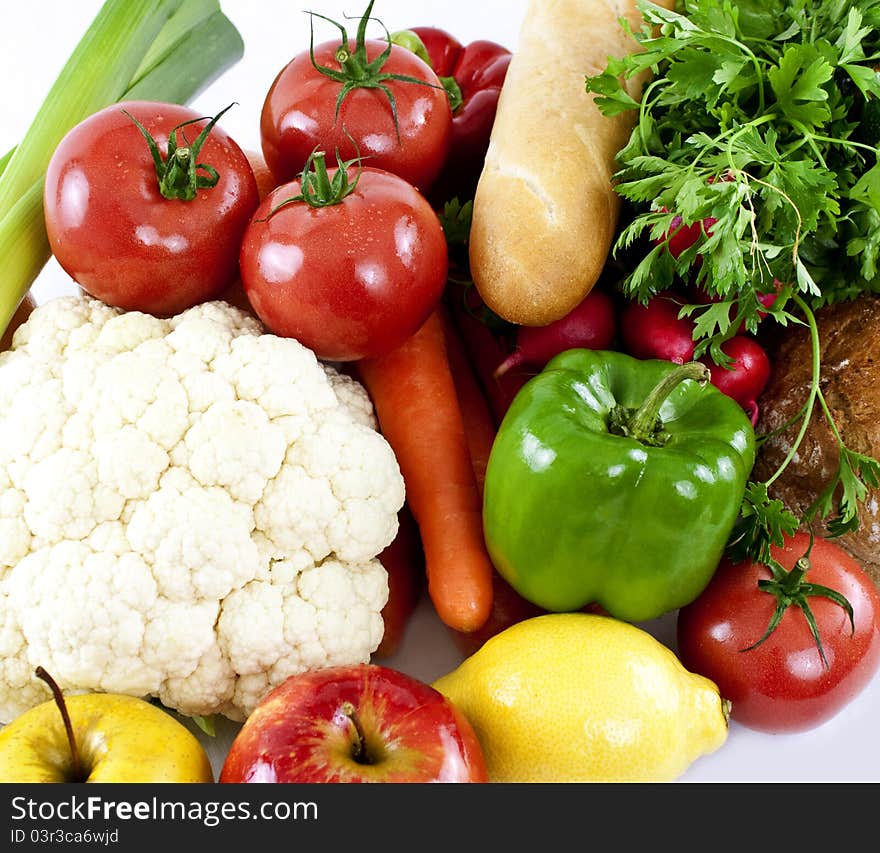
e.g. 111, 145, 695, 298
219, 664, 488, 783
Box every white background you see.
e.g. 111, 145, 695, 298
3, 0, 880, 783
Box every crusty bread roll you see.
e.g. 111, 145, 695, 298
469, 0, 671, 327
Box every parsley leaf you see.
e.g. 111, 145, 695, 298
805, 445, 880, 537
767, 45, 834, 130
587, 0, 880, 564
728, 482, 800, 565
438, 198, 473, 248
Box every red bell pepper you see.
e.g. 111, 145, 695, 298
393, 26, 511, 204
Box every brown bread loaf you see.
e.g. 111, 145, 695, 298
754, 295, 880, 590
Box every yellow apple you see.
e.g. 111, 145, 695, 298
0, 672, 213, 783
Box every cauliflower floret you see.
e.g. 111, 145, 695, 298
216, 554, 388, 718
322, 364, 378, 430
0, 296, 404, 723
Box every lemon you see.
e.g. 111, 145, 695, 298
433, 612, 729, 782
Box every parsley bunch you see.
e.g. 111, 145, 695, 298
586, 0, 880, 563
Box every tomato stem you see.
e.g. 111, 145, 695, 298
335, 46, 366, 80
741, 536, 856, 669
124, 102, 234, 202
312, 152, 334, 198
306, 0, 442, 139
261, 146, 363, 218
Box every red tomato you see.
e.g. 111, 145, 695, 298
239, 164, 448, 362
260, 30, 452, 194
677, 532, 880, 734
43, 101, 260, 316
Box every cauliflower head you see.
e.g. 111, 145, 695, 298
0, 296, 404, 722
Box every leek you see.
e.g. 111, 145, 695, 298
0, 149, 14, 178
0, 0, 244, 336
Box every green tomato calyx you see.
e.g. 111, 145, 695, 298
742, 537, 855, 670
124, 103, 234, 202
263, 146, 363, 218
308, 0, 442, 139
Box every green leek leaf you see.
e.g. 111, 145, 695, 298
0, 0, 244, 337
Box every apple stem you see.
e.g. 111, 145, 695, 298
35, 667, 84, 782
340, 701, 371, 765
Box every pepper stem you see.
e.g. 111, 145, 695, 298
390, 29, 464, 111
389, 29, 431, 66
628, 362, 710, 441
35, 667, 84, 782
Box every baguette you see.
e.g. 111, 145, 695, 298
469, 0, 671, 327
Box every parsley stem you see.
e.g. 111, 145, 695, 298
638, 78, 665, 154
816, 389, 845, 447
806, 133, 879, 158
756, 399, 810, 446
722, 115, 779, 172
764, 294, 820, 489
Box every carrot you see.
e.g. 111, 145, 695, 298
374, 504, 425, 659
445, 283, 530, 425
451, 570, 547, 657
439, 304, 557, 655
356, 308, 495, 634
441, 307, 497, 493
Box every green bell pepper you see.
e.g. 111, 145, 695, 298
483, 349, 756, 623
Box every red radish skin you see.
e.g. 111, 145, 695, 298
494, 288, 616, 378
620, 291, 696, 364
661, 215, 718, 260
656, 173, 734, 259
701, 335, 771, 411
744, 401, 760, 428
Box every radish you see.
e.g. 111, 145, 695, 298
620, 291, 696, 364
660, 214, 718, 260
656, 173, 734, 259
700, 335, 771, 412
494, 288, 616, 378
